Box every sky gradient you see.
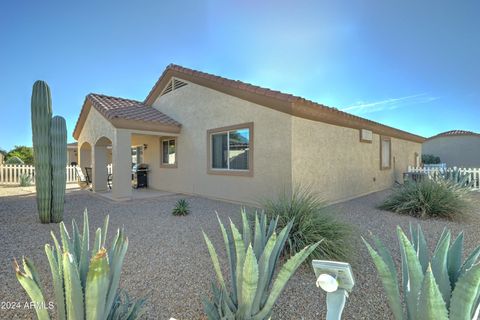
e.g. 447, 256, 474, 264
1, 0, 479, 150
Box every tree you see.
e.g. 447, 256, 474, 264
6, 145, 34, 165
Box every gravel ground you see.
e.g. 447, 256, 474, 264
0, 189, 479, 319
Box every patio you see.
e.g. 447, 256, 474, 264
1, 189, 479, 319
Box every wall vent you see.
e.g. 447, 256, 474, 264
161, 78, 188, 96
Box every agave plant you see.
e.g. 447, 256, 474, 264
14, 209, 145, 320
202, 209, 320, 319
363, 224, 480, 320
19, 173, 32, 187
172, 199, 190, 216
433, 168, 474, 188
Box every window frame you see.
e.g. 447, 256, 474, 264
160, 137, 178, 168
380, 136, 392, 170
207, 122, 254, 177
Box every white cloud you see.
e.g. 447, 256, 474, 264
341, 93, 439, 115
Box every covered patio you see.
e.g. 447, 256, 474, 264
73, 94, 181, 200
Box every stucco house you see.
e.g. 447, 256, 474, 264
423, 130, 480, 168
73, 64, 424, 203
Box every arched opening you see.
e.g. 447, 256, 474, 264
93, 136, 113, 192
79, 141, 92, 168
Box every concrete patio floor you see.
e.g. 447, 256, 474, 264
95, 187, 177, 201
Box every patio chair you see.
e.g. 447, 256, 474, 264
75, 166, 91, 190
108, 173, 113, 189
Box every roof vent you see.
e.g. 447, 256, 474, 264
161, 78, 188, 96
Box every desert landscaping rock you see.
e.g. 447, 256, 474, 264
0, 189, 479, 319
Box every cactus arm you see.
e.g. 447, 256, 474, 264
31, 80, 52, 223
50, 116, 67, 223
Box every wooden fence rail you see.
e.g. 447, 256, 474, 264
0, 164, 78, 185
408, 166, 480, 191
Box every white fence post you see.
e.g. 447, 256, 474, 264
0, 164, 79, 185
407, 166, 480, 191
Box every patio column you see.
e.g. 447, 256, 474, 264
112, 130, 132, 200
92, 144, 109, 192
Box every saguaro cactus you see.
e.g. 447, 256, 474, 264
31, 81, 67, 223
50, 116, 67, 223
31, 81, 52, 223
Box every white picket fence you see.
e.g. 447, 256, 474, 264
408, 166, 480, 191
0, 164, 78, 185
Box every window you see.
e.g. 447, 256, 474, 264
131, 146, 144, 166
161, 138, 177, 167
207, 123, 253, 176
380, 136, 391, 170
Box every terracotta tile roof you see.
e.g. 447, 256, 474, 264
144, 64, 425, 143
72, 93, 181, 139
87, 93, 181, 126
428, 130, 480, 139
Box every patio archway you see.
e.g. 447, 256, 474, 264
93, 136, 112, 192
79, 141, 92, 169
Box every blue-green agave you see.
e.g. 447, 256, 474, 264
363, 224, 480, 320
202, 209, 320, 319
14, 209, 145, 320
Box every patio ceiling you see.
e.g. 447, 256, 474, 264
73, 93, 181, 139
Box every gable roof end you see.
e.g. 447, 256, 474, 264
145, 64, 425, 143
73, 93, 181, 140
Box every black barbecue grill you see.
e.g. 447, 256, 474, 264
132, 164, 149, 188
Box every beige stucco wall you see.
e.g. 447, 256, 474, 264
151, 82, 293, 204
77, 107, 132, 198
291, 117, 421, 203
423, 136, 480, 167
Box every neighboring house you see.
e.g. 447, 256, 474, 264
423, 130, 480, 168
67, 142, 78, 164
73, 64, 424, 203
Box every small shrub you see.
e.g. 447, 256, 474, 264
203, 210, 319, 319
19, 173, 32, 187
422, 154, 441, 164
172, 199, 190, 216
261, 187, 353, 262
380, 179, 472, 219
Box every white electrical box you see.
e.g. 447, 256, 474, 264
360, 129, 373, 142
312, 260, 355, 292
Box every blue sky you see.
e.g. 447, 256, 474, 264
0, 0, 479, 150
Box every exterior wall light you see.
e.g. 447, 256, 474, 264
312, 260, 355, 320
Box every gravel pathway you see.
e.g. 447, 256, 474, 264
0, 189, 479, 319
